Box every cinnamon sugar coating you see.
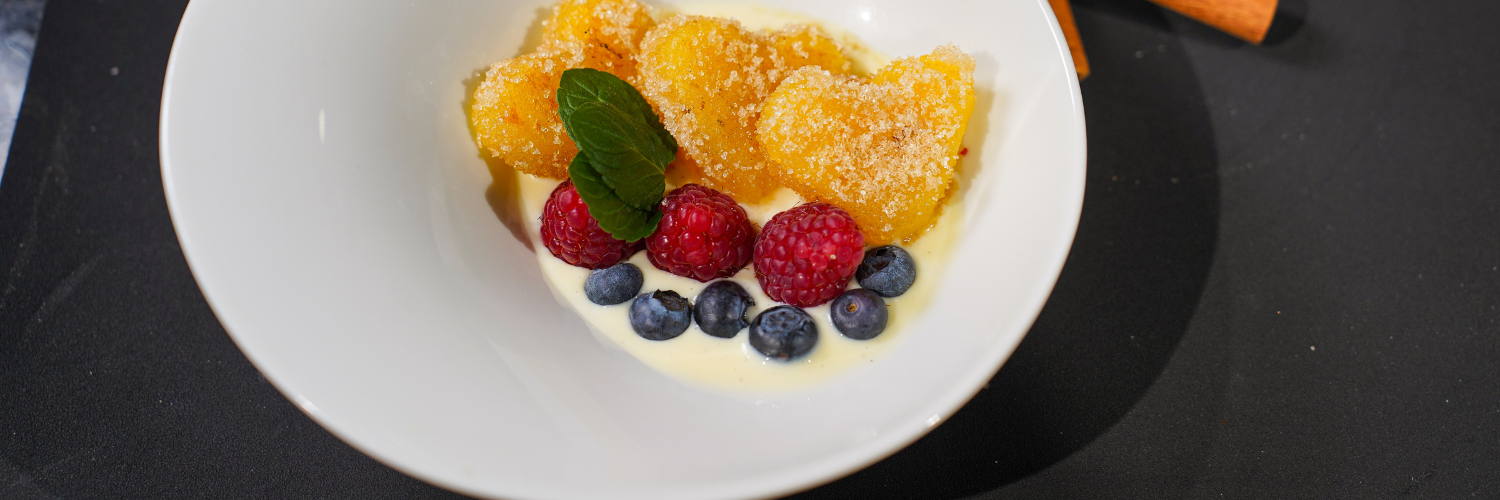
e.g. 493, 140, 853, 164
470, 0, 655, 178
543, 0, 654, 80
757, 44, 975, 245
636, 15, 850, 202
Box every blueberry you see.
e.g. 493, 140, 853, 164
629, 290, 692, 340
749, 306, 817, 361
856, 246, 916, 297
585, 263, 644, 305
694, 281, 754, 338
830, 288, 888, 340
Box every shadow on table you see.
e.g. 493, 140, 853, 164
790, 2, 1221, 498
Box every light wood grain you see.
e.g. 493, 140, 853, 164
1148, 0, 1279, 44
1047, 0, 1090, 79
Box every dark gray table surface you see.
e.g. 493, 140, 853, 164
3, 0, 1497, 498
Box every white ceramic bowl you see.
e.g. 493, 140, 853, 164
159, 0, 1084, 498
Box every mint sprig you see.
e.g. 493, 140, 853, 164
567, 154, 662, 242
558, 68, 676, 241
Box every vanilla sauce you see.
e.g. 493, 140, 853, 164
518, 5, 963, 393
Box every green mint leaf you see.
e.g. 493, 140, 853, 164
567, 102, 672, 209
556, 69, 679, 240
558, 68, 677, 152
567, 154, 661, 242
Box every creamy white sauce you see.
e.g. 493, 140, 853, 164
515, 5, 960, 393
522, 176, 960, 393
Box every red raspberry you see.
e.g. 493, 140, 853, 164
754, 203, 864, 307
646, 184, 756, 282
540, 180, 639, 269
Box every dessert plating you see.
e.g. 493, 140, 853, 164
468, 0, 975, 391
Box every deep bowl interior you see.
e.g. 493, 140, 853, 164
159, 0, 1084, 498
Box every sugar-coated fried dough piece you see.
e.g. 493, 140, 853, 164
470, 0, 654, 178
770, 24, 851, 75
757, 44, 975, 245
637, 16, 850, 202
471, 50, 577, 179
543, 0, 654, 80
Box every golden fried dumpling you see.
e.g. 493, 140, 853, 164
636, 15, 850, 201
757, 44, 975, 244
470, 50, 576, 179
769, 23, 851, 75
469, 0, 654, 178
543, 0, 655, 80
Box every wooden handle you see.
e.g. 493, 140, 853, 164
1148, 0, 1278, 44
1047, 0, 1090, 79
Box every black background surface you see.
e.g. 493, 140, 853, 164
2, 0, 1496, 498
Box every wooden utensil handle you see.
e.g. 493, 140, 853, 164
1148, 0, 1278, 44
1047, 0, 1090, 79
